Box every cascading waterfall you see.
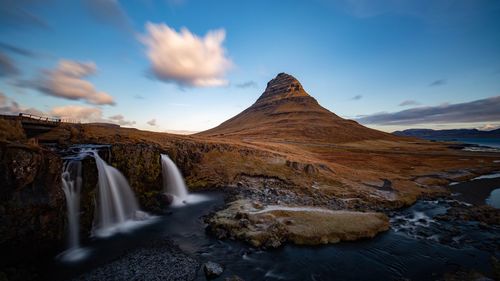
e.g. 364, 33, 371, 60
161, 154, 188, 200
92, 151, 149, 237
59, 159, 89, 262
58, 146, 152, 262
62, 161, 82, 250
161, 154, 207, 206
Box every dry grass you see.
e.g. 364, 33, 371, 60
0, 119, 25, 141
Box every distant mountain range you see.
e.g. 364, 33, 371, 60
393, 128, 500, 139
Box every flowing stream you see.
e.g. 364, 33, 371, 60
53, 149, 500, 280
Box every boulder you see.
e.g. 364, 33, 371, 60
203, 261, 224, 279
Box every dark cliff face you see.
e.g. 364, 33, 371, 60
0, 142, 65, 279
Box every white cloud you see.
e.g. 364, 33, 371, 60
27, 60, 115, 105
140, 22, 232, 87
147, 118, 156, 126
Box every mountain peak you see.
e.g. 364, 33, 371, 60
199, 72, 396, 143
256, 73, 309, 104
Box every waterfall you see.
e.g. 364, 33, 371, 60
92, 151, 149, 237
161, 154, 188, 200
62, 161, 82, 250
59, 159, 89, 262
161, 154, 207, 206
58, 146, 153, 262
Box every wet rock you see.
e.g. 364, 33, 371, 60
160, 193, 174, 206
436, 205, 500, 226
203, 261, 224, 279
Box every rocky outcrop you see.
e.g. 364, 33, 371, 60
435, 204, 500, 225
207, 200, 390, 248
109, 144, 163, 212
0, 142, 65, 279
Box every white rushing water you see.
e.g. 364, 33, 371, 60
59, 160, 89, 262
58, 147, 153, 262
92, 151, 150, 237
161, 154, 208, 207
62, 161, 82, 250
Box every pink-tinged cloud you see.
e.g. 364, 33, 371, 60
27, 60, 115, 105
50, 105, 104, 122
140, 22, 232, 87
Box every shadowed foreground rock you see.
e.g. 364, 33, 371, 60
207, 200, 390, 248
72, 239, 199, 281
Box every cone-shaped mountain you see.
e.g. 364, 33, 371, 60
199, 73, 396, 143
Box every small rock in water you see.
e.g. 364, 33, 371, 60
203, 261, 224, 279
160, 193, 174, 206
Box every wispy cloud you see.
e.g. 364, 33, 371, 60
399, 100, 420, 106
235, 81, 257, 89
351, 94, 363, 100
109, 114, 136, 126
0, 0, 50, 29
140, 22, 232, 87
477, 124, 500, 131
82, 0, 133, 33
147, 118, 156, 126
0, 93, 44, 116
357, 96, 500, 125
51, 105, 104, 122
0, 93, 135, 125
429, 79, 446, 87
50, 105, 135, 125
0, 52, 20, 77
0, 42, 37, 57
19, 59, 115, 105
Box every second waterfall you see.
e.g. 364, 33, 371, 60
161, 154, 208, 207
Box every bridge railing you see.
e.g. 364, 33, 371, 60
18, 113, 62, 123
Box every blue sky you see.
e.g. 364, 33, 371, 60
1, 0, 500, 132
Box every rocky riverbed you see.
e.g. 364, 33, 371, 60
1, 119, 500, 280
